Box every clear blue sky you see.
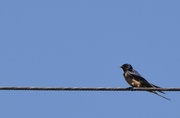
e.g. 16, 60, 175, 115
0, 0, 180, 118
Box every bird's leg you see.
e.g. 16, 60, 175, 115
127, 87, 134, 90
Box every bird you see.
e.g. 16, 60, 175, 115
120, 63, 171, 101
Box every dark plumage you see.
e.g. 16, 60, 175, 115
120, 63, 170, 101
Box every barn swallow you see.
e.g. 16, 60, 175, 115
120, 63, 171, 101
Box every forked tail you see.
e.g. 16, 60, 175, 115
152, 91, 171, 101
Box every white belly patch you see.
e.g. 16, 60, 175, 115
124, 73, 141, 87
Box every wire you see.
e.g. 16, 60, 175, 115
0, 87, 179, 91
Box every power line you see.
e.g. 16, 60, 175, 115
0, 86, 179, 91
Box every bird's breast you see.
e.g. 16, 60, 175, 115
124, 72, 141, 87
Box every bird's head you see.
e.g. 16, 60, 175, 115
120, 63, 133, 71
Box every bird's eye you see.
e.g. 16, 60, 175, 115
125, 64, 129, 68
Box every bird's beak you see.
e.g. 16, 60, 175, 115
120, 66, 122, 68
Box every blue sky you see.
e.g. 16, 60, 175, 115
0, 0, 180, 118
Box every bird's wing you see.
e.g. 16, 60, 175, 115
128, 70, 165, 94
127, 70, 153, 87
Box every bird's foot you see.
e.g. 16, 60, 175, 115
126, 87, 134, 90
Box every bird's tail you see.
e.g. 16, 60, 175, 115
151, 91, 171, 101
150, 84, 165, 94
